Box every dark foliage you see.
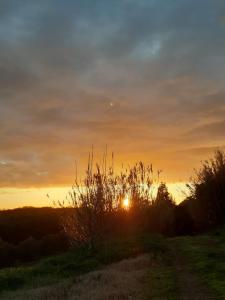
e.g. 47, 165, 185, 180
187, 150, 225, 231
0, 207, 69, 268
60, 158, 177, 249
174, 198, 195, 235
0, 207, 62, 244
151, 183, 175, 235
60, 158, 155, 249
1, 150, 225, 269
0, 233, 68, 268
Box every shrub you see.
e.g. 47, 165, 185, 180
0, 239, 15, 267
16, 237, 41, 262
41, 233, 68, 256
60, 151, 155, 248
187, 150, 225, 230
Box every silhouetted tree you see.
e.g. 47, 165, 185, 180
188, 150, 225, 230
155, 183, 174, 206
174, 198, 195, 235
152, 183, 175, 235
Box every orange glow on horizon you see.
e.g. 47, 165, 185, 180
0, 183, 188, 209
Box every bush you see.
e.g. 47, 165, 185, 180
16, 237, 41, 262
0, 239, 15, 267
60, 152, 155, 248
0, 234, 68, 269
41, 234, 68, 256
188, 150, 225, 230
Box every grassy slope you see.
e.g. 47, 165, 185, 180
144, 255, 179, 300
171, 227, 225, 299
1, 228, 225, 299
0, 234, 168, 296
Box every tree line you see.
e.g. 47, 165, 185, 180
60, 150, 225, 248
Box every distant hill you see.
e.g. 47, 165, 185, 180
0, 207, 63, 244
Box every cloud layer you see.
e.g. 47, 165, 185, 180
1, 0, 225, 187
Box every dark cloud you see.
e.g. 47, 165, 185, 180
0, 0, 225, 187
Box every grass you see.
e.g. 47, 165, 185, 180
2, 254, 165, 300
1, 228, 225, 299
144, 257, 179, 300
0, 234, 166, 295
170, 226, 225, 299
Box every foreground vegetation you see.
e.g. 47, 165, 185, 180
0, 150, 225, 298
171, 227, 225, 299
0, 234, 166, 295
1, 228, 225, 299
1, 150, 224, 270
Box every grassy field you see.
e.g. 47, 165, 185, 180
1, 229, 225, 299
170, 227, 225, 299
0, 234, 167, 297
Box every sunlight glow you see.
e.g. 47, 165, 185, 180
0, 183, 188, 209
123, 196, 130, 210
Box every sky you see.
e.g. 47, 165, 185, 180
0, 0, 225, 208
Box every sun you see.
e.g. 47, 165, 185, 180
123, 196, 130, 209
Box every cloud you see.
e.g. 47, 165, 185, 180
0, 0, 225, 187
186, 119, 225, 140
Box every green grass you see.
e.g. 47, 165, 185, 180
171, 227, 225, 299
2, 229, 225, 299
144, 257, 179, 300
0, 234, 165, 294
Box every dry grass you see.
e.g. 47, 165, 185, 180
3, 255, 151, 300
70, 254, 151, 300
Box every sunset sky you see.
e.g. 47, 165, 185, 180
1, 0, 225, 208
